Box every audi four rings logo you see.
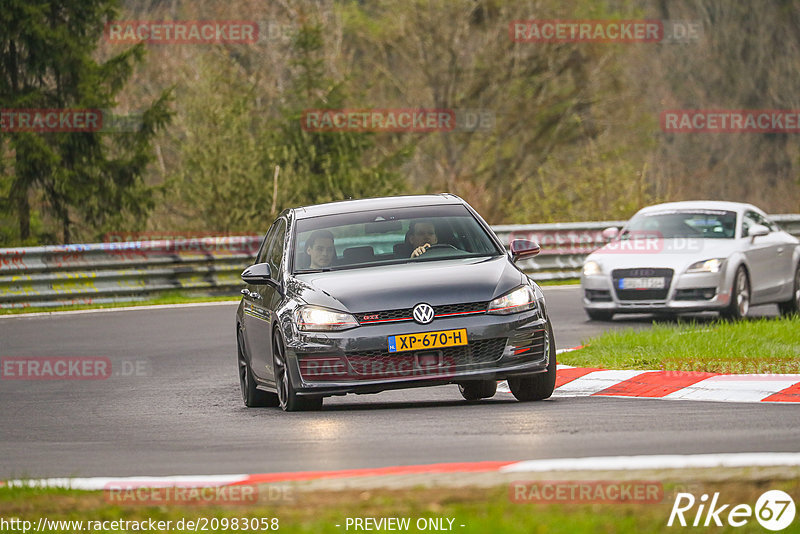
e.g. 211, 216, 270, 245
412, 303, 435, 324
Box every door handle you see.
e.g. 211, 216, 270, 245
240, 288, 250, 296
777, 247, 785, 254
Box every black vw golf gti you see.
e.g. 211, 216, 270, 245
236, 194, 556, 411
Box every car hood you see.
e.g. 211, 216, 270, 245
291, 256, 525, 312
586, 238, 740, 271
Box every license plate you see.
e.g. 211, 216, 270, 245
620, 277, 665, 290
388, 329, 468, 353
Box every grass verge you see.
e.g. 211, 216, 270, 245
535, 278, 579, 286
0, 291, 240, 316
1, 478, 798, 533
559, 316, 800, 373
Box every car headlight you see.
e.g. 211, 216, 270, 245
295, 305, 359, 331
686, 258, 725, 273
583, 260, 602, 276
487, 285, 536, 315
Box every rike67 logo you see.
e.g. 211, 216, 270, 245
668, 490, 795, 531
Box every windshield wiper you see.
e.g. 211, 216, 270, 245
294, 268, 333, 274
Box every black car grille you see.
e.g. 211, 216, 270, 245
298, 338, 507, 382
355, 308, 413, 323
355, 301, 489, 325
347, 338, 506, 369
612, 268, 673, 301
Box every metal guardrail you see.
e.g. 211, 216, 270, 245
2, 215, 799, 309
0, 238, 261, 309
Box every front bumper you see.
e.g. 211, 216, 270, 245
283, 309, 551, 396
582, 271, 732, 314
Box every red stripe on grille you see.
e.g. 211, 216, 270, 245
435, 310, 485, 317
359, 317, 412, 324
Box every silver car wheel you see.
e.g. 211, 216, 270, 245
794, 268, 800, 309
736, 268, 750, 317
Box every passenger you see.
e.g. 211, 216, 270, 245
305, 230, 335, 269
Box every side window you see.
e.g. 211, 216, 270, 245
257, 224, 279, 265
267, 219, 287, 277
741, 212, 758, 238
752, 211, 775, 232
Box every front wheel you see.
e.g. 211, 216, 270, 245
778, 264, 800, 317
720, 266, 750, 320
458, 380, 497, 401
508, 324, 557, 402
273, 330, 323, 412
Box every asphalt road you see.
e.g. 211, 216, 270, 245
0, 287, 795, 479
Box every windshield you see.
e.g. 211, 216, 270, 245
622, 209, 737, 239
292, 204, 502, 272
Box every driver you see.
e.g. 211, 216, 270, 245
408, 220, 438, 258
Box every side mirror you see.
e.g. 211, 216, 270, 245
749, 224, 769, 239
241, 263, 273, 285
602, 227, 620, 240
510, 239, 540, 262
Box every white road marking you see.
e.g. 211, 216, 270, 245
3, 474, 250, 490
0, 300, 239, 319
501, 452, 800, 472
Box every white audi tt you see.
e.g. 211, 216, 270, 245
581, 201, 800, 320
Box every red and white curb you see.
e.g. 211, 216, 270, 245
0, 462, 514, 490
497, 347, 800, 403
4, 453, 800, 490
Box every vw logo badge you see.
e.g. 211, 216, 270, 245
412, 303, 435, 325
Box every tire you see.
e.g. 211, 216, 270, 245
273, 330, 323, 412
720, 266, 750, 320
586, 309, 614, 321
778, 263, 800, 317
508, 324, 557, 402
237, 331, 278, 408
458, 380, 497, 401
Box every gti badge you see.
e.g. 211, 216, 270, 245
412, 303, 435, 325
